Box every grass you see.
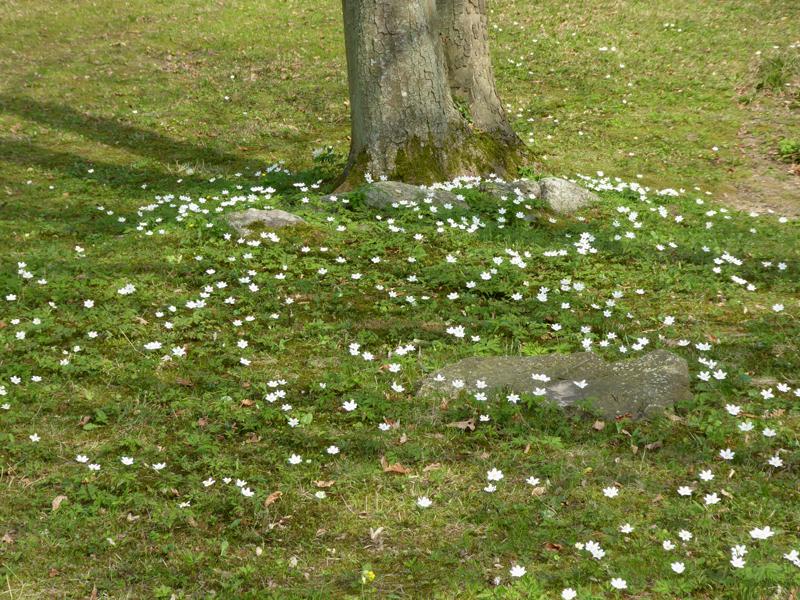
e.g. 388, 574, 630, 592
1, 0, 800, 598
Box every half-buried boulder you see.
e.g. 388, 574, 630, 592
538, 177, 600, 214
361, 181, 467, 210
226, 209, 305, 236
417, 350, 690, 420
479, 178, 541, 200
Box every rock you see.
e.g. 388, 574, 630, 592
479, 178, 541, 199
538, 177, 599, 213
417, 350, 690, 420
226, 209, 305, 236
361, 181, 467, 210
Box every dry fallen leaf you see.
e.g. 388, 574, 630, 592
531, 486, 546, 497
176, 378, 195, 387
51, 495, 68, 511
240, 398, 255, 407
398, 433, 408, 445
423, 463, 441, 472
380, 456, 411, 475
645, 440, 663, 451
446, 418, 476, 432
264, 491, 282, 507
592, 420, 605, 431
544, 541, 563, 552
314, 480, 335, 488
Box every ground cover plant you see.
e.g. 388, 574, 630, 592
1, 0, 799, 598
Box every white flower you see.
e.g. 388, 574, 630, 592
143, 341, 162, 351
342, 400, 357, 412
288, 454, 302, 465
484, 484, 497, 493
603, 486, 619, 498
678, 530, 693, 542
326, 445, 340, 455
509, 564, 526, 578
671, 562, 685, 574
29, 433, 40, 442
768, 455, 784, 468
730, 556, 746, 569
561, 589, 577, 600
704, 492, 720, 505
487, 468, 504, 481
120, 456, 134, 465
725, 404, 741, 416
241, 487, 254, 497
610, 578, 627, 590
719, 448, 735, 460
749, 526, 775, 540
75, 455, 89, 463
698, 469, 714, 481
526, 476, 541, 486
772, 304, 784, 312
416, 496, 432, 508
315, 491, 327, 499
202, 478, 215, 487
663, 540, 675, 551
783, 549, 800, 568
677, 486, 693, 496
152, 462, 166, 471
619, 523, 634, 534
762, 428, 777, 438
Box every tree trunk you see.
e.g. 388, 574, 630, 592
436, 0, 517, 143
338, 0, 526, 189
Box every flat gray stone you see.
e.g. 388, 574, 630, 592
418, 350, 690, 420
361, 181, 467, 210
479, 178, 541, 200
226, 209, 305, 236
539, 177, 599, 214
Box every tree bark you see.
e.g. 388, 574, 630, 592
338, 0, 526, 189
436, 0, 517, 143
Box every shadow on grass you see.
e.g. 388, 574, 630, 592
0, 94, 273, 186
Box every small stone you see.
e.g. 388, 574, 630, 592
226, 209, 305, 236
418, 350, 690, 420
361, 181, 467, 210
538, 177, 599, 213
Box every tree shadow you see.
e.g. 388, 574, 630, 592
0, 93, 270, 183
0, 136, 185, 193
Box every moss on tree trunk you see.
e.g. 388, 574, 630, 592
337, 0, 528, 190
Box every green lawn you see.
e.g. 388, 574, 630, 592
1, 1, 799, 598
